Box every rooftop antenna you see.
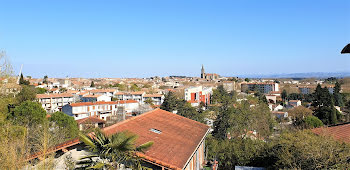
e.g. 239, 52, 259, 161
17, 64, 23, 84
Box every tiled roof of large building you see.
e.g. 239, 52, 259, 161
70, 100, 138, 107
36, 93, 73, 98
103, 109, 210, 169
312, 122, 350, 143
116, 91, 145, 95
90, 89, 117, 93
76, 116, 106, 124
144, 94, 163, 98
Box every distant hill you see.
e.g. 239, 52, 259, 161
236, 72, 350, 79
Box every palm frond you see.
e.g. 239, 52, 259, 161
79, 133, 96, 150
79, 155, 99, 160
87, 162, 106, 169
136, 141, 154, 152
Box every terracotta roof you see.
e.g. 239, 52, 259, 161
90, 89, 116, 93
103, 109, 210, 169
116, 91, 145, 95
70, 100, 138, 107
312, 122, 350, 143
76, 116, 106, 124
144, 94, 163, 98
67, 90, 79, 94
289, 100, 300, 102
36, 93, 73, 99
117, 100, 139, 104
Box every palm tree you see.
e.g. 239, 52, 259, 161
76, 130, 153, 169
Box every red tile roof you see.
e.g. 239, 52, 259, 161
90, 89, 116, 93
312, 122, 350, 143
144, 94, 163, 98
76, 116, 106, 124
70, 100, 138, 107
36, 93, 73, 99
103, 109, 210, 169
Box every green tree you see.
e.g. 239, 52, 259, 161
288, 106, 313, 127
334, 82, 344, 107
212, 97, 274, 140
303, 116, 323, 128
36, 87, 47, 94
11, 101, 46, 127
245, 78, 250, 82
207, 136, 267, 169
130, 84, 140, 91
259, 131, 350, 169
78, 130, 153, 169
211, 85, 235, 106
144, 98, 154, 107
281, 89, 287, 104
16, 85, 37, 104
90, 81, 95, 87
19, 73, 29, 85
49, 111, 79, 139
43, 75, 48, 84
160, 92, 178, 112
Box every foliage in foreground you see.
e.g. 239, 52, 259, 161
207, 130, 350, 169
78, 130, 153, 169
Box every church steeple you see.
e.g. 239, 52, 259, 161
201, 64, 205, 78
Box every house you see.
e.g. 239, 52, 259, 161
184, 86, 212, 106
288, 100, 302, 107
81, 94, 111, 102
265, 95, 277, 104
76, 116, 106, 131
272, 111, 288, 119
115, 91, 145, 103
88, 89, 117, 98
62, 100, 139, 120
27, 109, 210, 170
36, 93, 75, 113
143, 94, 164, 105
103, 109, 210, 170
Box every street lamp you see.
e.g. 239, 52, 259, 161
341, 43, 350, 54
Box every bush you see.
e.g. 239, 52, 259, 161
304, 116, 323, 128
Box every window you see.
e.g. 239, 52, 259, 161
149, 128, 162, 134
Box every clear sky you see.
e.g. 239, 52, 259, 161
0, 0, 349, 78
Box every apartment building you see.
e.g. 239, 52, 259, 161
36, 93, 75, 113
62, 100, 139, 120
88, 89, 117, 98
241, 83, 279, 94
115, 91, 145, 103
184, 86, 213, 106
81, 94, 111, 102
143, 94, 164, 105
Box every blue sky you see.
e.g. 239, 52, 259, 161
0, 0, 349, 78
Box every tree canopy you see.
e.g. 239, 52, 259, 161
49, 111, 79, 139
11, 101, 46, 127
